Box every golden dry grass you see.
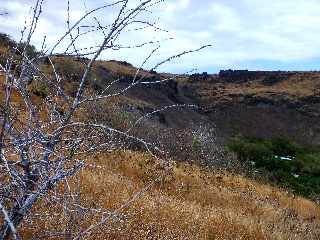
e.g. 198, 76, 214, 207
225, 76, 318, 98
195, 73, 320, 104
21, 150, 320, 239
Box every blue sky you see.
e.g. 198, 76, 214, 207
1, 0, 320, 73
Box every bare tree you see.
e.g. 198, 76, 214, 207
0, 0, 210, 238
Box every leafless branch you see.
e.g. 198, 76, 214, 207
0, 0, 210, 238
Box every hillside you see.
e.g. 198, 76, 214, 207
57, 57, 320, 146
1, 35, 320, 239
181, 70, 320, 146
96, 64, 320, 146
22, 150, 320, 239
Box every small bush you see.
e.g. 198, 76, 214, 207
0, 32, 38, 70
296, 153, 320, 176
0, 33, 15, 48
17, 42, 38, 59
29, 79, 48, 99
0, 32, 38, 59
270, 137, 304, 157
228, 136, 272, 162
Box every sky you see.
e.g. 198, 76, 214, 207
1, 0, 320, 73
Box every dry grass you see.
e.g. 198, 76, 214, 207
21, 150, 320, 239
189, 72, 320, 105
95, 60, 153, 77
2, 54, 320, 239
225, 76, 318, 98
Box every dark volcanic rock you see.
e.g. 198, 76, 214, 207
219, 69, 296, 84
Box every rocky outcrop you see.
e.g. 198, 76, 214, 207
219, 69, 298, 84
94, 61, 320, 146
177, 70, 320, 146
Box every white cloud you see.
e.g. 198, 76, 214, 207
179, 0, 190, 9
164, 0, 190, 13
210, 3, 241, 32
1, 0, 320, 73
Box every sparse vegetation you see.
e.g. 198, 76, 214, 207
20, 150, 320, 239
0, 32, 37, 60
29, 78, 49, 99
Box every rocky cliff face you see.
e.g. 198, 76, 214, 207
86, 61, 320, 146
178, 70, 320, 145
218, 70, 297, 84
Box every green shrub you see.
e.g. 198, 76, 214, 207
17, 42, 38, 59
228, 136, 272, 163
30, 79, 48, 99
275, 171, 320, 197
191, 136, 202, 153
227, 135, 320, 198
0, 33, 15, 48
0, 32, 38, 67
228, 136, 251, 162
0, 33, 37, 59
296, 153, 320, 176
270, 137, 304, 157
